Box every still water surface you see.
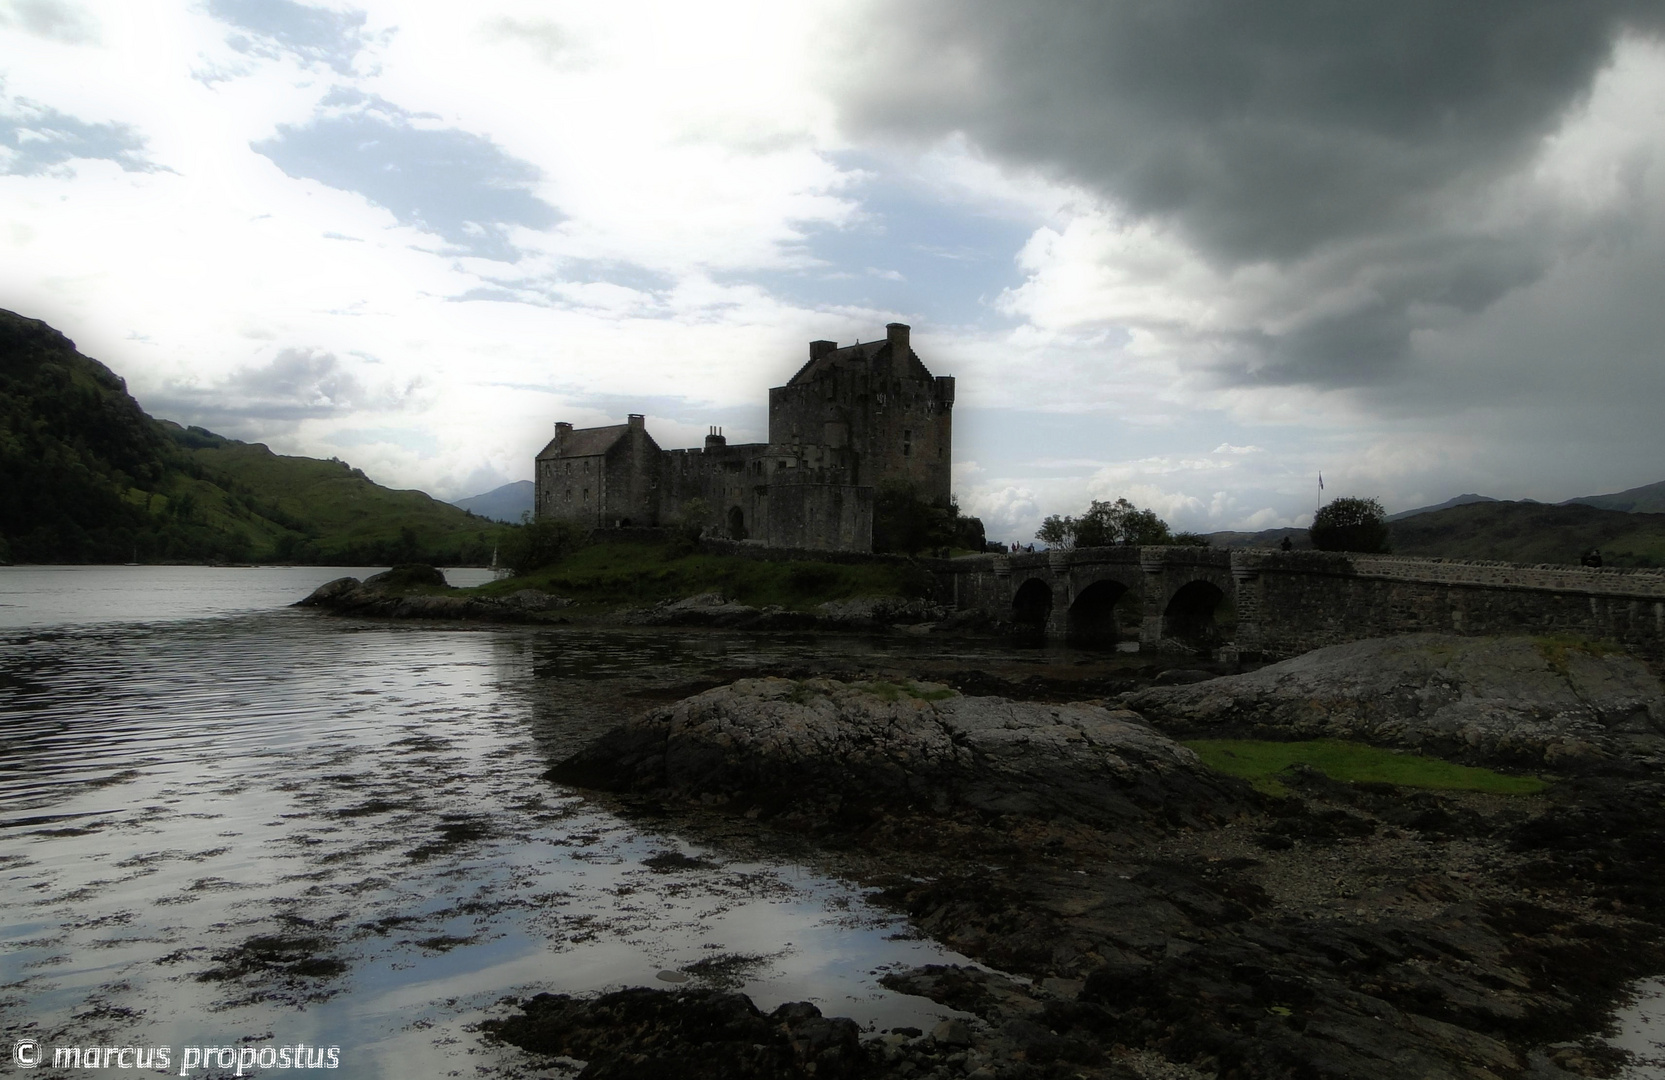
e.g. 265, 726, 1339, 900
13, 567, 1663, 1077
0, 566, 984, 1076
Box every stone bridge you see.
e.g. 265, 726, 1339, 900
929, 547, 1665, 661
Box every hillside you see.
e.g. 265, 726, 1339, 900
1387, 500, 1665, 567
0, 308, 504, 565
452, 480, 534, 523
1563, 479, 1665, 514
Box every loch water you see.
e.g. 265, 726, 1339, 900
8, 567, 1665, 1079
0, 566, 994, 1077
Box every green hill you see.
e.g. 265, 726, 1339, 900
1387, 500, 1665, 567
0, 308, 504, 565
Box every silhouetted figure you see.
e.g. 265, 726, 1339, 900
1280, 536, 1293, 552
1582, 548, 1603, 568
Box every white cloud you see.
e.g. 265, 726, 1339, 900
1, 1, 1661, 527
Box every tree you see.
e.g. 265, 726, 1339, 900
873, 481, 954, 554
1036, 514, 1075, 548
1036, 498, 1179, 548
499, 516, 588, 574
1309, 496, 1391, 553
669, 496, 713, 553
873, 482, 982, 555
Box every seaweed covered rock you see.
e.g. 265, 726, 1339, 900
1128, 633, 1665, 766
548, 677, 1244, 828
294, 567, 567, 622
481, 987, 869, 1080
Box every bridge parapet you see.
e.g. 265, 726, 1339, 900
933, 545, 1665, 661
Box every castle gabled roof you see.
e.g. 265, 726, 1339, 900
535, 423, 631, 460
785, 339, 934, 387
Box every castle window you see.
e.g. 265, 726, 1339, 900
903, 429, 913, 457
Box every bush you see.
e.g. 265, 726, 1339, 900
1309, 496, 1390, 553
499, 517, 588, 575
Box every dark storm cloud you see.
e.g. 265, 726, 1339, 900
253, 90, 560, 261
209, 0, 369, 75
0, 97, 160, 175
831, 0, 1664, 384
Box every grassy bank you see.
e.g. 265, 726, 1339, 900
1185, 738, 1547, 796
470, 539, 934, 610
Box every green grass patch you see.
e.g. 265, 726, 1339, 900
469, 539, 934, 610
1535, 635, 1626, 678
1183, 738, 1547, 797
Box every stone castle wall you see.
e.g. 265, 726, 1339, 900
536, 324, 948, 552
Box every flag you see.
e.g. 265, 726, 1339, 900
1318, 473, 1324, 490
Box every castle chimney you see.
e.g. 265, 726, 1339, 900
627, 413, 644, 430
885, 322, 910, 355
704, 425, 726, 448
809, 340, 836, 361
555, 421, 573, 443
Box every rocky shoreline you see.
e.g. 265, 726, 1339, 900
293, 566, 977, 633
488, 635, 1665, 1080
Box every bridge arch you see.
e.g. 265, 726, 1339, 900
1012, 577, 1054, 631
1067, 578, 1129, 643
1163, 579, 1228, 650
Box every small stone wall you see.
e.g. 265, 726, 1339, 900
1232, 550, 1665, 661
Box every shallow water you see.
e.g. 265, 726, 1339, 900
0, 567, 1001, 1076
1613, 979, 1665, 1079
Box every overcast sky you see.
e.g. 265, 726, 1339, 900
3, 0, 1663, 541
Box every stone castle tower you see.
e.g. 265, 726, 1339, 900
534, 324, 952, 552
769, 322, 954, 504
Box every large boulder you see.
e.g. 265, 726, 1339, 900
548, 677, 1242, 827
294, 576, 361, 606
363, 563, 447, 589
1127, 633, 1665, 766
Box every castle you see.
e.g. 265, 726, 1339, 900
534, 323, 953, 552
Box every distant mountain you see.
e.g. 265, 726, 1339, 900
1562, 479, 1665, 515
1385, 493, 1498, 522
1388, 501, 1665, 567
452, 480, 534, 523
0, 307, 505, 565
